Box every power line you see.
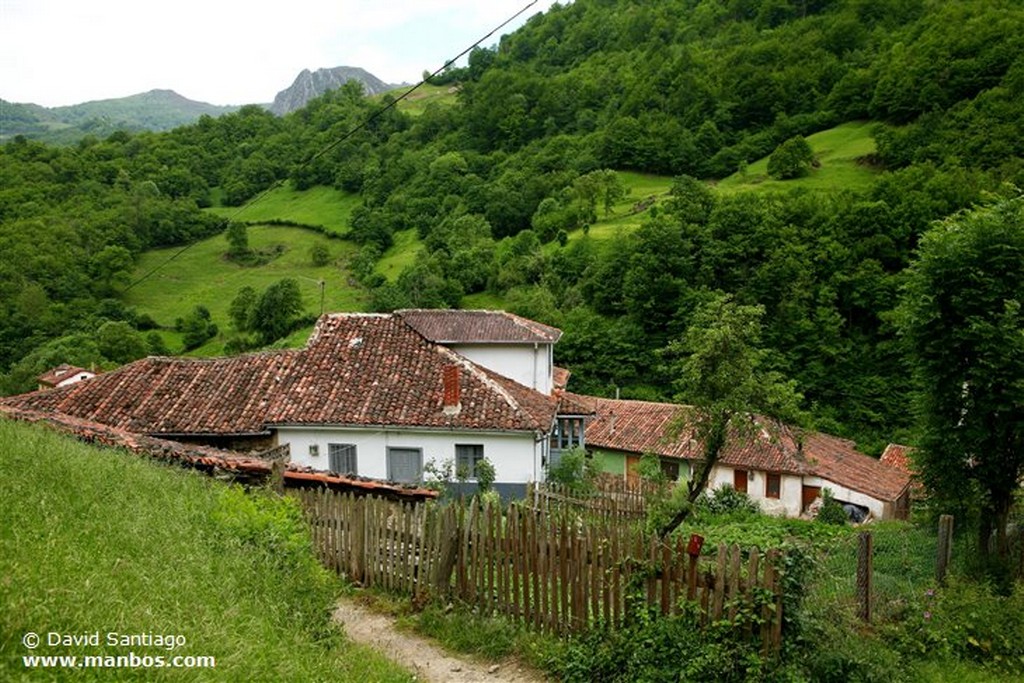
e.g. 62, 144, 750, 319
124, 1, 538, 294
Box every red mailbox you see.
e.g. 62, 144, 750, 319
687, 533, 705, 557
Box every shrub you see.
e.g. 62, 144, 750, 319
697, 484, 761, 516
816, 488, 849, 526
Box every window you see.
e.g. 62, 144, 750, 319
328, 443, 357, 475
455, 444, 485, 479
309, 444, 320, 458
550, 417, 585, 452
765, 473, 781, 499
660, 458, 680, 481
387, 447, 422, 484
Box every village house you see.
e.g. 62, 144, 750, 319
574, 394, 912, 520
1, 309, 911, 516
36, 364, 95, 390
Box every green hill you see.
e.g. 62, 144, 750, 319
0, 418, 409, 681
0, 90, 238, 144
124, 226, 365, 355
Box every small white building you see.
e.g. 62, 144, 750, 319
37, 364, 95, 390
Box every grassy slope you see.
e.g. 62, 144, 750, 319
714, 121, 880, 194
0, 419, 411, 682
124, 226, 366, 355
207, 182, 359, 236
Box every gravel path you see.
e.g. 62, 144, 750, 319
334, 599, 546, 683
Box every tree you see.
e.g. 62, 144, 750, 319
657, 293, 804, 537
897, 197, 1024, 576
229, 286, 258, 331
179, 305, 218, 350
250, 279, 303, 345
225, 222, 250, 259
309, 243, 330, 267
767, 135, 815, 180
95, 321, 149, 364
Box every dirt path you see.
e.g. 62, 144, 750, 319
334, 599, 546, 683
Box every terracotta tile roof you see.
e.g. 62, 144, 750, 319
268, 313, 556, 432
2, 313, 558, 437
398, 309, 562, 344
9, 352, 299, 435
880, 443, 916, 475
571, 394, 911, 503
553, 366, 571, 391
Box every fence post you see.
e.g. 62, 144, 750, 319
936, 514, 954, 585
857, 531, 873, 623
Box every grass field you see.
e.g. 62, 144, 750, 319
380, 82, 460, 116
375, 228, 425, 282
207, 183, 359, 236
0, 419, 411, 682
124, 225, 367, 355
715, 121, 881, 194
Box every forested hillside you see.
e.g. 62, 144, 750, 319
2, 0, 1022, 451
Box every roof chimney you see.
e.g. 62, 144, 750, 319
442, 365, 461, 416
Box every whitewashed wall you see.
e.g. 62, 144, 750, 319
449, 343, 553, 395
802, 476, 886, 519
277, 426, 543, 484
709, 466, 803, 517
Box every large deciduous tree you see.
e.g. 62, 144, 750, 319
898, 197, 1024, 573
658, 293, 804, 537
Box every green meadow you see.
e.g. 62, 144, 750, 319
124, 225, 366, 355
715, 121, 881, 194
207, 182, 359, 236
0, 419, 411, 682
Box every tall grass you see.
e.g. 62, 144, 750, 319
0, 419, 411, 682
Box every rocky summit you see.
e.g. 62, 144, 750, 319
269, 66, 393, 115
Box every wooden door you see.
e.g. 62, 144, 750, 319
733, 469, 748, 493
802, 485, 821, 512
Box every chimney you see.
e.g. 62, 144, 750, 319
442, 365, 461, 416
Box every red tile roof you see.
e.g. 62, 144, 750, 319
553, 366, 571, 391
0, 405, 436, 500
572, 394, 911, 503
2, 313, 558, 437
398, 309, 562, 344
880, 443, 916, 475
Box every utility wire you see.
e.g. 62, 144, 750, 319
124, 0, 538, 293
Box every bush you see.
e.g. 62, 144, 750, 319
546, 446, 598, 492
816, 488, 849, 526
696, 484, 761, 516
894, 579, 1024, 677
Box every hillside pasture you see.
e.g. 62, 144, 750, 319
125, 225, 366, 355
0, 419, 411, 682
715, 121, 881, 194
207, 182, 358, 236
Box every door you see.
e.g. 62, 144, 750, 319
387, 447, 422, 484
802, 485, 821, 512
733, 469, 748, 494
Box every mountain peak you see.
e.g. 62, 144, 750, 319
269, 66, 392, 115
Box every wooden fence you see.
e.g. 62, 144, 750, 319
524, 477, 650, 520
292, 488, 784, 650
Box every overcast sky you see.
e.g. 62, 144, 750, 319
1, 0, 560, 108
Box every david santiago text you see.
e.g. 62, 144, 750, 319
43, 631, 186, 651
